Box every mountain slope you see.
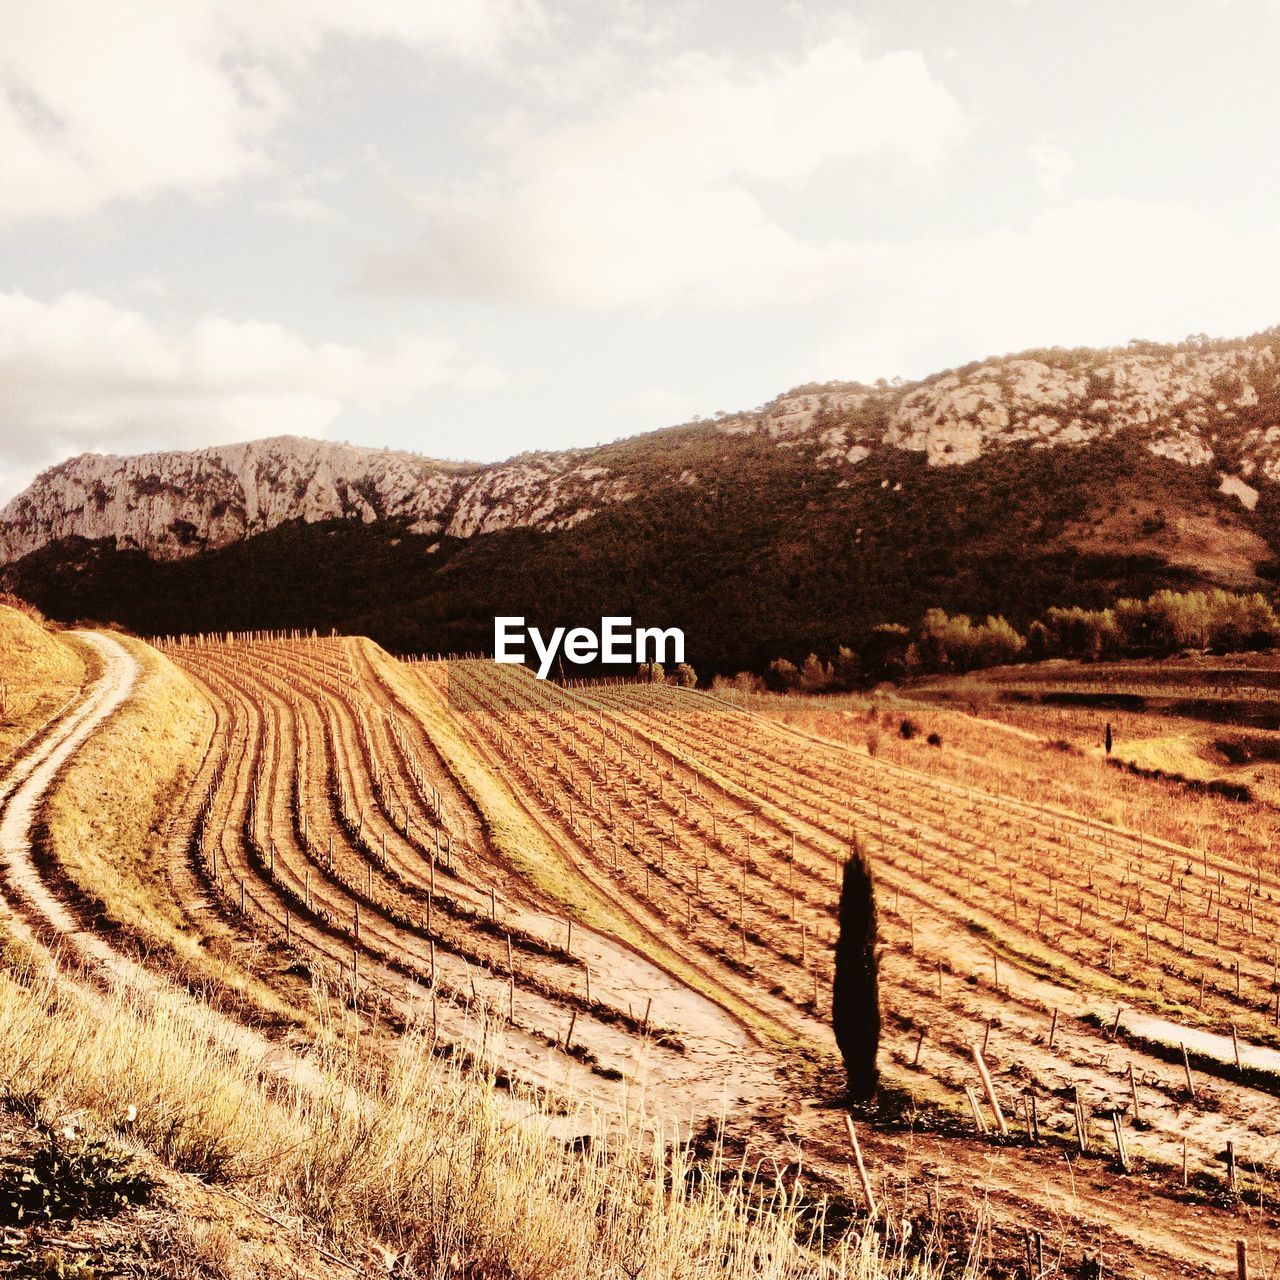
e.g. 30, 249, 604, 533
4, 328, 1280, 674
7, 327, 1280, 567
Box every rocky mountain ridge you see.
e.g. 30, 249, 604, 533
0, 436, 637, 564
4, 328, 1280, 567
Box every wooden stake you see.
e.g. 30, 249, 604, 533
1073, 1087, 1088, 1154
965, 1085, 988, 1134
842, 1115, 878, 1218
1111, 1111, 1130, 1172
1181, 1043, 1196, 1099
971, 1044, 1008, 1136
912, 1026, 927, 1067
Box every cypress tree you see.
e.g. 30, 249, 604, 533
831, 841, 880, 1101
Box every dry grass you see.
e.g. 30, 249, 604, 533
0, 602, 85, 764
0, 943, 959, 1280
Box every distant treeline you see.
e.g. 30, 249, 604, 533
752, 589, 1280, 693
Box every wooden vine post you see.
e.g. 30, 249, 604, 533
971, 1044, 1008, 1136
842, 1115, 878, 1218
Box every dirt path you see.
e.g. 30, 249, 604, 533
0, 633, 332, 1094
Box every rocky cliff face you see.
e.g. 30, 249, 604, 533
712, 329, 1280, 508
0, 436, 636, 564
4, 328, 1280, 566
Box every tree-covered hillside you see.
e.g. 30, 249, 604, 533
6, 432, 1275, 678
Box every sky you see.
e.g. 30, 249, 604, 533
3, 0, 1280, 501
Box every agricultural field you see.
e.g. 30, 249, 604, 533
1, 605, 1278, 1277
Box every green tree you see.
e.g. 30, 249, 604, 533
799, 652, 833, 693
832, 841, 880, 1102
764, 657, 801, 692
833, 645, 862, 690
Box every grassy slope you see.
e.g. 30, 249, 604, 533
0, 602, 85, 764
0, 936, 937, 1280
38, 634, 302, 1026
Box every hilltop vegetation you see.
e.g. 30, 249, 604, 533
5, 433, 1273, 679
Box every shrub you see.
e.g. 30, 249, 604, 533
926, 731, 942, 747
764, 658, 800, 692
832, 645, 862, 691
916, 609, 1026, 673
799, 653, 833, 693
898, 718, 918, 740
0, 1127, 152, 1224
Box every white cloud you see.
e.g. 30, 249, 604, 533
0, 290, 502, 499
810, 198, 1280, 383
216, 0, 545, 61
1028, 140, 1075, 194
0, 0, 542, 224
366, 37, 966, 309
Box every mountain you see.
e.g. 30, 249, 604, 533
5, 329, 1280, 675
0, 435, 643, 564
